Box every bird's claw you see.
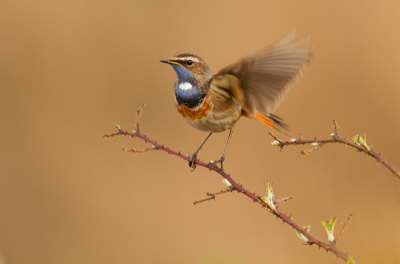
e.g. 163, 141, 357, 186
189, 153, 197, 171
208, 156, 225, 171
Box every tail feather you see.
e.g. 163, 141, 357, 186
254, 111, 289, 134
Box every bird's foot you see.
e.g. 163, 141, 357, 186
189, 153, 198, 171
208, 156, 225, 171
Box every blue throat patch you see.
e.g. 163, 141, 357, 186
171, 64, 194, 82
171, 65, 206, 109
175, 82, 206, 109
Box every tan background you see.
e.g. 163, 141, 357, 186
1, 1, 400, 263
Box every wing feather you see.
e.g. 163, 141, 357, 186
216, 31, 313, 115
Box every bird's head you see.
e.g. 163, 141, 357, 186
160, 53, 212, 86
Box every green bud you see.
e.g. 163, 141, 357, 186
262, 182, 276, 212
295, 226, 311, 243
222, 179, 232, 188
264, 182, 274, 200
271, 140, 281, 146
347, 257, 356, 264
353, 133, 370, 151
321, 216, 337, 243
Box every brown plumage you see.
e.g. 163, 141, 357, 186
213, 31, 313, 124
161, 32, 313, 170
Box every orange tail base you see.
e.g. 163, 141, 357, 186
254, 111, 289, 133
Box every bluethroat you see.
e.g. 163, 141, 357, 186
160, 32, 313, 170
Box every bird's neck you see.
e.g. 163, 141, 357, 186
175, 81, 206, 109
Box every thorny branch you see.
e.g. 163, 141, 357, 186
270, 120, 399, 179
103, 106, 358, 263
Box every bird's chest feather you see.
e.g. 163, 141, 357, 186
175, 82, 211, 121
175, 82, 241, 133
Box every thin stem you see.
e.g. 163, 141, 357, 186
335, 213, 353, 243
193, 187, 234, 205
274, 195, 294, 205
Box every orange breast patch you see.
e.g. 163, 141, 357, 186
175, 93, 212, 120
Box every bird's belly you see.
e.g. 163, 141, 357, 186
176, 95, 242, 133
186, 108, 241, 132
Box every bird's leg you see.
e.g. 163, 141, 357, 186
208, 126, 235, 171
189, 132, 212, 171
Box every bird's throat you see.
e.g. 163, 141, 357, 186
175, 82, 206, 109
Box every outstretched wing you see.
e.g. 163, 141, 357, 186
214, 31, 313, 116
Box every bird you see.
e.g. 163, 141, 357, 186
160, 32, 313, 170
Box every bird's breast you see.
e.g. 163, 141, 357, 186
175, 92, 242, 133
175, 92, 212, 121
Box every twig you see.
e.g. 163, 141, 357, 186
335, 214, 353, 243
274, 195, 294, 205
122, 146, 157, 154
268, 132, 283, 144
193, 187, 234, 205
301, 143, 323, 155
103, 111, 355, 263
135, 103, 145, 134
333, 119, 339, 135
270, 120, 399, 179
193, 195, 215, 205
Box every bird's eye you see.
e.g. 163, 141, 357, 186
187, 60, 193, 66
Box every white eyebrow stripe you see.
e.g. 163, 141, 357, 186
170, 56, 200, 63
184, 57, 199, 62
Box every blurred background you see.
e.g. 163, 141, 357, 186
1, 1, 400, 263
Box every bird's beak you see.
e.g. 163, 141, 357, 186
160, 59, 181, 65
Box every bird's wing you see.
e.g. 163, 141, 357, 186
213, 31, 313, 116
